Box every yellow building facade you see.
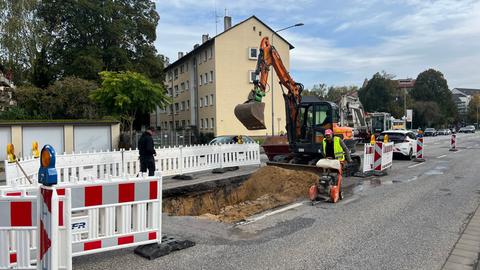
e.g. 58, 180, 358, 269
151, 16, 293, 137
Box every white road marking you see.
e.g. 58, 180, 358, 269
237, 202, 304, 225
437, 154, 447, 159
408, 163, 425, 168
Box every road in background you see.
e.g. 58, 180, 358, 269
68, 133, 480, 269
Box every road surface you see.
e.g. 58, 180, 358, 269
74, 133, 480, 270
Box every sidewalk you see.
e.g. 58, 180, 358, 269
442, 204, 480, 270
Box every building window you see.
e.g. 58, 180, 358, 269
209, 47, 213, 59
199, 75, 203, 86
200, 98, 203, 108
181, 82, 185, 92
174, 85, 179, 96
249, 48, 258, 59
204, 50, 207, 62
181, 101, 185, 111
211, 118, 214, 129
181, 120, 186, 127
205, 73, 208, 84
186, 80, 190, 90
174, 68, 178, 79
175, 103, 179, 113
249, 70, 258, 83
205, 95, 209, 106
187, 100, 190, 110
180, 65, 184, 74
210, 94, 214, 106
175, 120, 179, 128
168, 88, 173, 96
186, 63, 189, 72
210, 71, 214, 83
201, 119, 204, 129
168, 72, 173, 81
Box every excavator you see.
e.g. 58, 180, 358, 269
234, 37, 361, 203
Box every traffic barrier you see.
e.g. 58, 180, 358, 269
5, 143, 260, 187
0, 189, 38, 269
0, 176, 162, 270
373, 141, 394, 175
449, 134, 457, 151
414, 137, 425, 162
362, 144, 374, 173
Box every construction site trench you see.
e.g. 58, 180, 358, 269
163, 166, 321, 223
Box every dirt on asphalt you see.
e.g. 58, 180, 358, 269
163, 166, 319, 223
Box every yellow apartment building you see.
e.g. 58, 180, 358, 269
150, 16, 293, 137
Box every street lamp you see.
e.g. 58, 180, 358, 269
270, 22, 304, 136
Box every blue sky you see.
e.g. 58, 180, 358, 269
155, 0, 480, 89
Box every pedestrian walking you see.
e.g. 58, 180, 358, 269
138, 127, 156, 176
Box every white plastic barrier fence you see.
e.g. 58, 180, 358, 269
0, 175, 162, 270
380, 142, 394, 170
5, 143, 261, 187
0, 189, 38, 269
362, 144, 375, 173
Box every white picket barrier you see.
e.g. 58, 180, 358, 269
4, 143, 261, 187
362, 144, 375, 173
0, 175, 162, 270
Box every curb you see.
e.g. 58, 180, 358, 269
442, 203, 480, 270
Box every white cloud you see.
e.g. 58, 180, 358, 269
286, 0, 480, 88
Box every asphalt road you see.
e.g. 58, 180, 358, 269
74, 133, 480, 270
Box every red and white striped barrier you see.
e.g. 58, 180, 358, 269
362, 141, 393, 175
362, 144, 374, 173
0, 176, 162, 270
449, 134, 457, 151
0, 190, 37, 269
414, 137, 425, 162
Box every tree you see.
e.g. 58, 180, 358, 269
468, 95, 480, 126
358, 72, 398, 114
0, 0, 45, 85
48, 77, 103, 119
90, 71, 171, 145
413, 101, 442, 128
325, 85, 358, 102
302, 83, 327, 99
38, 0, 165, 83
11, 77, 102, 119
410, 69, 457, 125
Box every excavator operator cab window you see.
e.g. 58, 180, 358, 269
299, 105, 314, 142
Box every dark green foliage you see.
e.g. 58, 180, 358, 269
358, 72, 398, 114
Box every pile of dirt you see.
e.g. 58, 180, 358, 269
163, 166, 319, 223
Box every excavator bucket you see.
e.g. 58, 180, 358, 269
234, 102, 266, 130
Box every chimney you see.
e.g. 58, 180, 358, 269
224, 16, 232, 31
202, 34, 209, 44
178, 52, 184, 59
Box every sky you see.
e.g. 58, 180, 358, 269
154, 0, 480, 90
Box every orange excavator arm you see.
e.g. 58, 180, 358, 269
234, 37, 304, 136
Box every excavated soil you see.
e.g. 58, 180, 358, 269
163, 166, 320, 223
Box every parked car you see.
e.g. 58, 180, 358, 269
437, 129, 451, 135
424, 128, 437, 136
209, 135, 256, 144
377, 130, 417, 159
459, 125, 476, 133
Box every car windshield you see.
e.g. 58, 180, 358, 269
210, 137, 231, 144
425, 128, 435, 132
377, 132, 406, 142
